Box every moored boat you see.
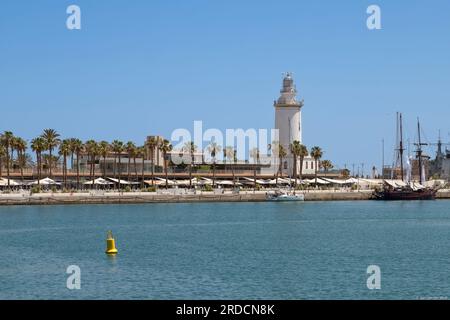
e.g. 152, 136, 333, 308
266, 191, 305, 201
375, 185, 437, 200
377, 114, 437, 200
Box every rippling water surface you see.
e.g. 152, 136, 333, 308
1, 200, 450, 299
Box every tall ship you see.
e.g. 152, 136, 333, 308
376, 113, 437, 200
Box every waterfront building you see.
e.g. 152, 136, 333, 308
77, 151, 156, 176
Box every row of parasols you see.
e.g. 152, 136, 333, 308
1, 177, 363, 187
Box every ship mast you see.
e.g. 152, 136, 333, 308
415, 118, 427, 185
399, 113, 405, 181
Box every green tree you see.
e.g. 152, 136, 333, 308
321, 160, 333, 173
207, 141, 221, 187
59, 139, 71, 188
341, 168, 350, 179
182, 141, 197, 188
159, 139, 173, 188
310, 146, 323, 185
0, 144, 5, 178
71, 139, 84, 189
146, 137, 159, 186
1, 131, 14, 187
272, 142, 287, 186
126, 141, 137, 183
41, 129, 60, 178
250, 147, 260, 190
31, 137, 46, 186
290, 141, 302, 187
98, 141, 110, 178
111, 140, 124, 189
298, 144, 308, 181
85, 140, 99, 186
224, 146, 236, 187
137, 146, 147, 189
14, 137, 27, 183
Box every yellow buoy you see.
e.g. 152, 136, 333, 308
105, 230, 118, 254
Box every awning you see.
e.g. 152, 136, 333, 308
0, 178, 21, 186
323, 178, 350, 185
359, 179, 383, 186
216, 180, 242, 186
28, 177, 61, 185
304, 178, 330, 185
241, 177, 270, 185
106, 177, 138, 185
83, 178, 114, 185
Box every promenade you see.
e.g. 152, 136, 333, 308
2, 189, 449, 205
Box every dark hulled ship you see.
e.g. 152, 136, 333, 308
376, 113, 437, 200
379, 186, 436, 200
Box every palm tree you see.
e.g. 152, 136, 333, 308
137, 146, 146, 189
0, 144, 5, 178
14, 137, 27, 183
132, 146, 139, 183
98, 141, 110, 178
1, 131, 14, 187
290, 141, 301, 187
10, 136, 18, 170
272, 142, 287, 185
85, 140, 99, 187
59, 139, 71, 188
159, 139, 173, 188
298, 144, 308, 181
182, 141, 197, 188
250, 147, 260, 189
206, 141, 221, 187
68, 138, 78, 171
146, 137, 158, 186
41, 129, 60, 178
111, 140, 124, 189
125, 141, 137, 183
321, 160, 333, 173
17, 153, 32, 181
72, 139, 84, 189
341, 168, 350, 179
224, 146, 236, 187
310, 146, 323, 185
31, 137, 46, 186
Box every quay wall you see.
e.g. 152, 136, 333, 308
0, 190, 449, 206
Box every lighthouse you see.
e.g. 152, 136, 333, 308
274, 72, 304, 175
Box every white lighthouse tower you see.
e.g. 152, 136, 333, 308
274, 72, 304, 175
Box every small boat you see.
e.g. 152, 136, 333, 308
266, 191, 304, 201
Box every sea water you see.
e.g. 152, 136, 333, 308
1, 200, 449, 299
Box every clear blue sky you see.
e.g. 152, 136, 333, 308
1, 0, 450, 174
